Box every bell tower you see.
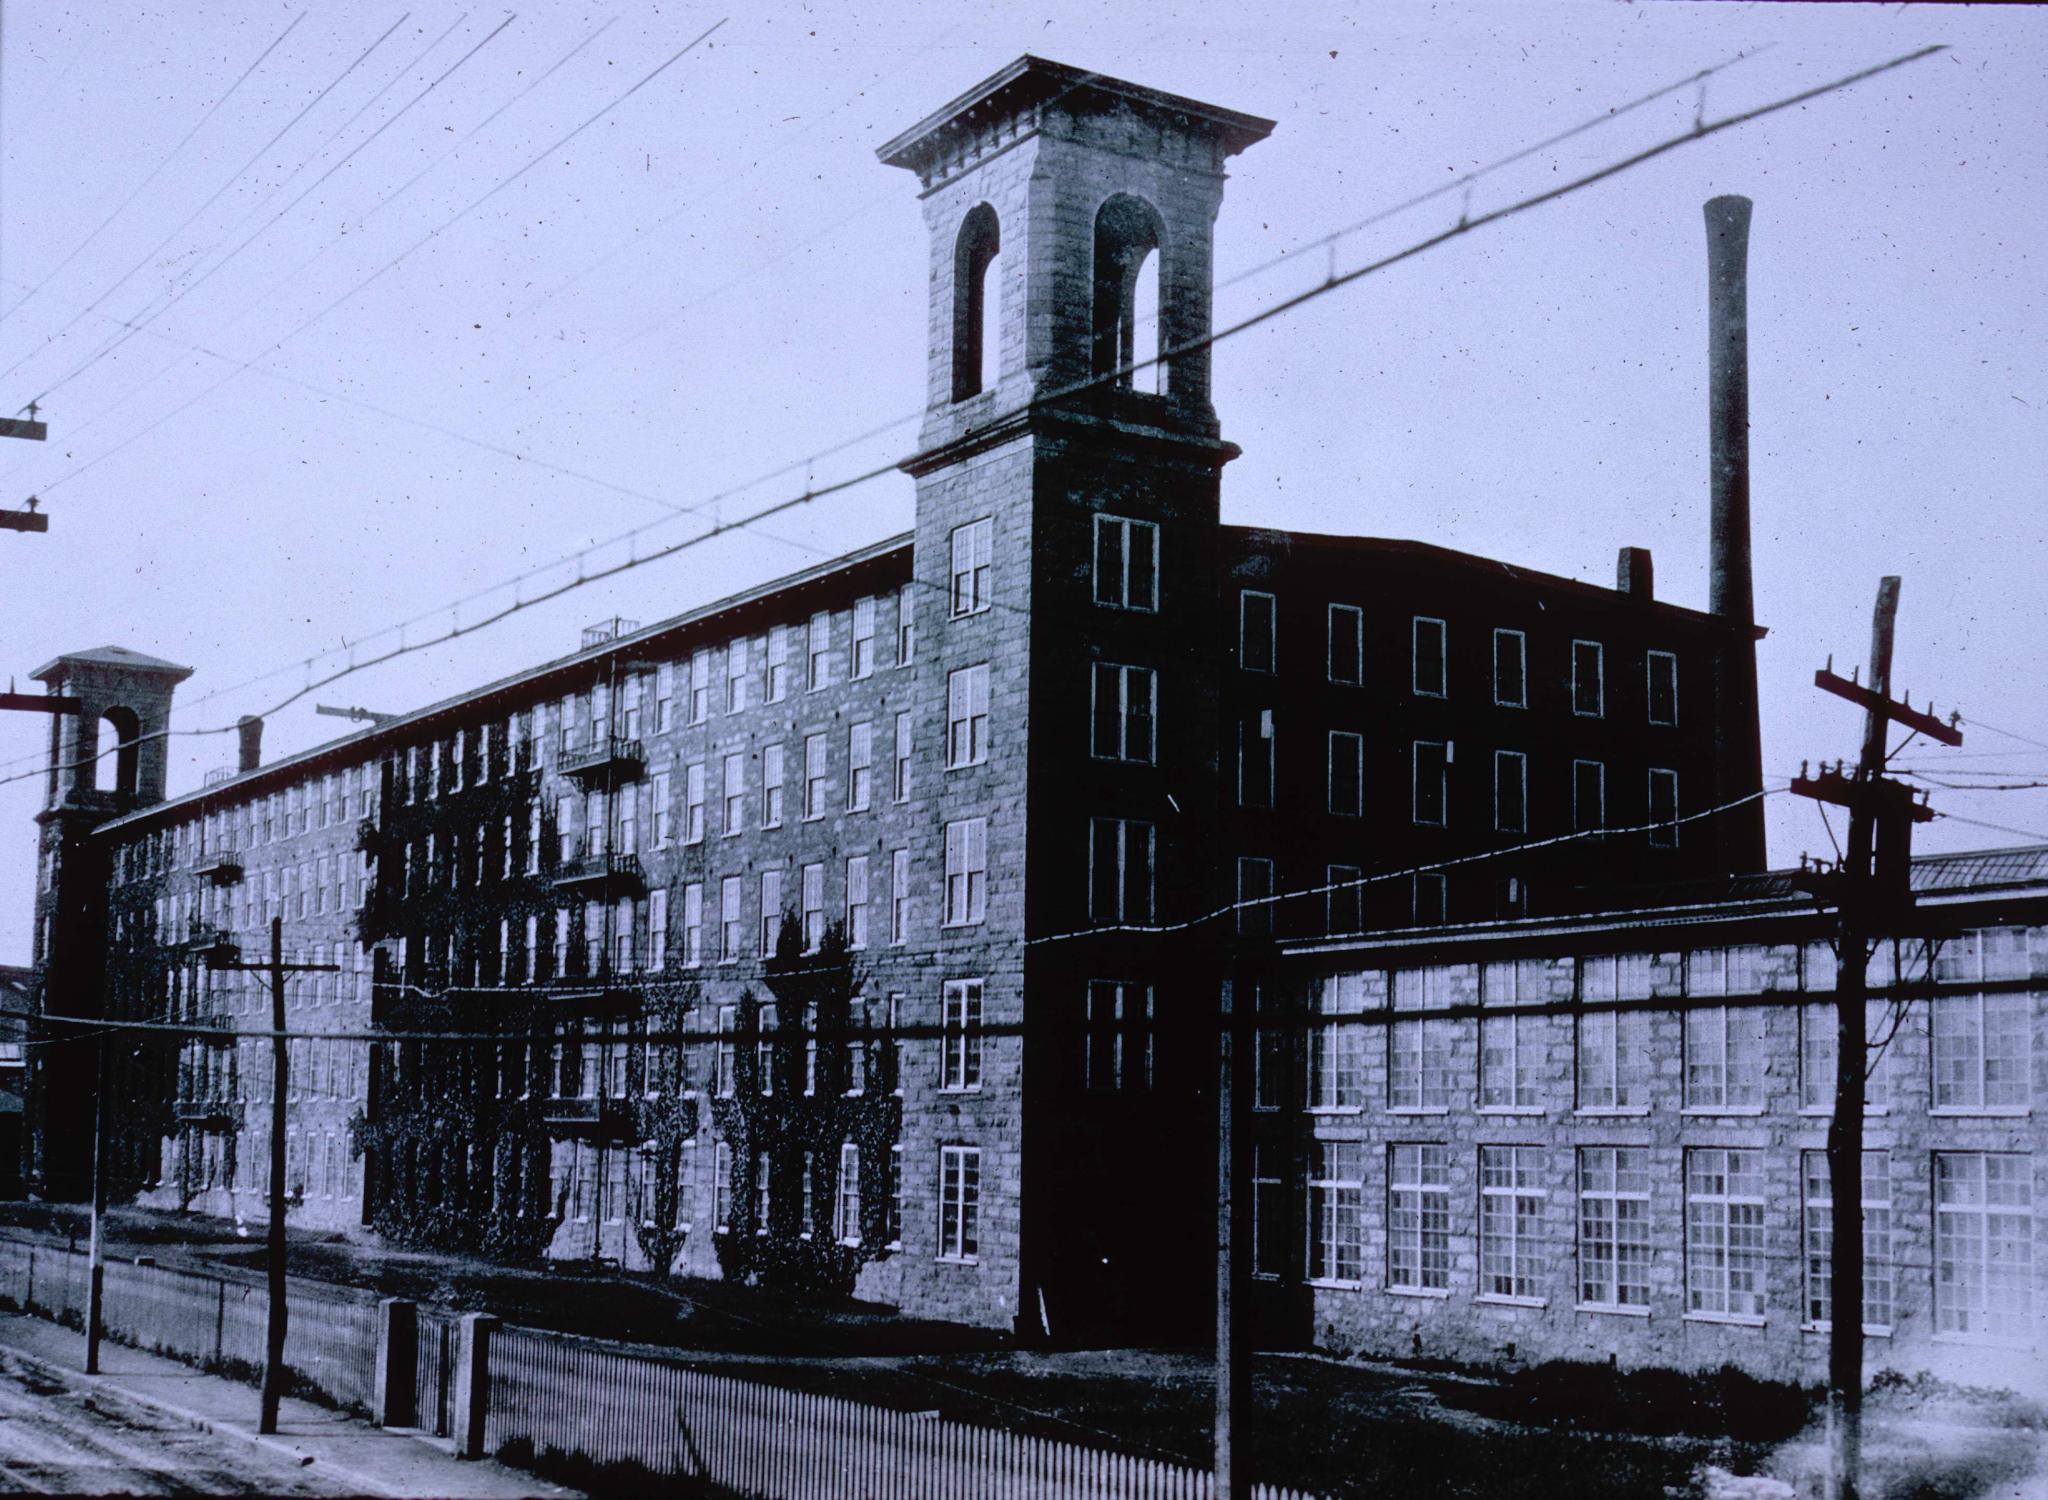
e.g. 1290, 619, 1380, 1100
880, 60, 1271, 1336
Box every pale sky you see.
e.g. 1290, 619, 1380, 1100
2, 0, 2044, 960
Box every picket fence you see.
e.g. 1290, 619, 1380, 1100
0, 1233, 1323, 1500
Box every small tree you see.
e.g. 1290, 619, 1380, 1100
630, 967, 702, 1277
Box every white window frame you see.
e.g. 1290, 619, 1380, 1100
941, 979, 983, 1092
946, 665, 990, 769
1479, 1145, 1547, 1305
938, 1145, 980, 1263
1090, 662, 1156, 765
1092, 514, 1159, 612
1239, 590, 1277, 674
1327, 603, 1363, 686
1933, 1151, 2034, 1343
1492, 628, 1527, 709
1571, 639, 1605, 718
950, 519, 993, 618
1328, 730, 1363, 818
1577, 1146, 1652, 1312
1387, 1143, 1452, 1294
1801, 1149, 1893, 1333
943, 818, 987, 927
1685, 1146, 1767, 1322
1412, 616, 1447, 698
1647, 649, 1678, 726
1412, 740, 1449, 828
1648, 768, 1680, 848
1493, 749, 1527, 834
1307, 1140, 1364, 1287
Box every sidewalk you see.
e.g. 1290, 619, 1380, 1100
0, 1311, 580, 1499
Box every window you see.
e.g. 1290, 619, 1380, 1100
648, 888, 668, 970
1799, 999, 1896, 1112
845, 856, 870, 951
762, 744, 785, 829
766, 625, 790, 703
803, 734, 827, 820
835, 1142, 862, 1245
726, 638, 748, 713
1325, 865, 1362, 937
801, 864, 825, 953
1253, 1145, 1287, 1280
941, 979, 983, 1091
848, 722, 874, 812
851, 597, 876, 680
1238, 711, 1275, 808
950, 519, 992, 617
1087, 817, 1154, 926
1572, 759, 1605, 834
756, 1005, 778, 1097
890, 848, 911, 945
720, 877, 743, 962
1686, 1148, 1766, 1320
1932, 991, 2031, 1112
1413, 617, 1447, 698
946, 666, 990, 768
1091, 663, 1156, 764
1412, 740, 1449, 827
1803, 1150, 1893, 1331
1328, 731, 1363, 818
759, 871, 782, 957
1481, 1146, 1547, 1302
1934, 1152, 2033, 1341
807, 611, 831, 691
1571, 641, 1604, 717
715, 1006, 737, 1096
1685, 1002, 1765, 1111
938, 1146, 980, 1262
1492, 629, 1527, 708
943, 818, 987, 926
1647, 650, 1678, 726
1493, 750, 1527, 834
888, 1142, 904, 1246
951, 202, 1001, 399
1578, 1147, 1652, 1310
1648, 769, 1680, 848
1239, 591, 1276, 673
1236, 856, 1274, 938
1388, 1144, 1452, 1292
1390, 966, 1460, 1111
1084, 980, 1152, 1091
1092, 514, 1158, 611
683, 762, 705, 845
690, 650, 712, 724
896, 586, 916, 667
1327, 604, 1363, 686
682, 883, 703, 967
1480, 960, 1549, 1111
754, 1149, 771, 1231
721, 753, 744, 835
1307, 1141, 1363, 1285
1578, 957, 1652, 1110
893, 711, 912, 802
1411, 872, 1448, 927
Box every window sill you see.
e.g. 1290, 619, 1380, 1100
1576, 1303, 1651, 1319
1800, 1323, 1892, 1338
1680, 1107, 1767, 1118
1575, 1106, 1652, 1118
1928, 1107, 2032, 1119
1684, 1312, 1766, 1329
1306, 1278, 1363, 1292
1798, 1106, 1890, 1117
1932, 1331, 2035, 1349
1386, 1286, 1453, 1301
1477, 1106, 1546, 1118
1388, 1107, 1451, 1117
1307, 1106, 1365, 1118
937, 1256, 980, 1267
1476, 1294, 1547, 1310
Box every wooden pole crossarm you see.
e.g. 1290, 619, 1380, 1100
0, 693, 81, 714
0, 511, 49, 533
1814, 668, 1964, 746
0, 417, 47, 441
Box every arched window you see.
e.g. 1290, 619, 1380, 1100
103, 707, 141, 797
951, 204, 1002, 402
1092, 195, 1167, 394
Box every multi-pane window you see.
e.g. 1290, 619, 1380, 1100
1802, 1150, 1893, 1331
766, 625, 790, 703
722, 753, 744, 835
1092, 514, 1158, 612
1412, 872, 1448, 927
835, 1142, 861, 1245
801, 863, 825, 952
941, 979, 983, 1091
1578, 1146, 1652, 1309
1388, 1144, 1452, 1292
720, 878, 743, 962
1493, 628, 1527, 708
1390, 966, 1460, 1110
1578, 955, 1653, 1110
758, 870, 783, 958
1239, 712, 1275, 808
715, 1005, 737, 1095
647, 888, 668, 970
1934, 1152, 2034, 1341
1326, 865, 1363, 937
690, 650, 713, 724
762, 743, 785, 829
1647, 650, 1678, 726
938, 1145, 980, 1262
1084, 980, 1152, 1091
807, 610, 831, 691
1236, 856, 1274, 938
1686, 1147, 1766, 1319
1573, 759, 1606, 834
683, 762, 706, 845
851, 596, 876, 680
681, 883, 703, 967
848, 722, 874, 811
713, 1139, 733, 1229
1307, 1141, 1363, 1285
1253, 1145, 1288, 1279
943, 818, 987, 926
845, 856, 870, 950
1480, 1146, 1547, 1302
1328, 731, 1363, 817
1091, 663, 1156, 764
1239, 591, 1277, 674
1647, 768, 1680, 848
1571, 640, 1604, 717
1799, 999, 1896, 1112
756, 1005, 778, 1097
895, 585, 916, 666
1493, 750, 1527, 834
947, 665, 990, 768
1932, 992, 2032, 1112
1480, 960, 1549, 1111
950, 519, 993, 617
893, 711, 912, 802
651, 770, 673, 848
1685, 1003, 1766, 1110
890, 848, 911, 945
726, 638, 749, 713
1412, 617, 1447, 698
1412, 740, 1449, 827
1087, 817, 1154, 926
803, 733, 827, 820
1327, 604, 1363, 686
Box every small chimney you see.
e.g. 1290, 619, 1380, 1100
236, 715, 263, 773
1616, 546, 1654, 600
1705, 195, 1754, 626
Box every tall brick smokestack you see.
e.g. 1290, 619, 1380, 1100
1705, 194, 1754, 626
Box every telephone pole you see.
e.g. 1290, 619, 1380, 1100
201, 918, 337, 1434
1791, 576, 1959, 1500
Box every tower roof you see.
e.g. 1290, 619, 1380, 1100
30, 645, 194, 684
876, 55, 1274, 179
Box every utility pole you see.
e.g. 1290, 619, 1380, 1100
1214, 949, 1254, 1500
1791, 576, 1959, 1500
85, 1032, 108, 1373
202, 917, 337, 1433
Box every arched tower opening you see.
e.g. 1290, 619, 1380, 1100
951, 203, 1002, 402
102, 706, 141, 798
1091, 194, 1166, 394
